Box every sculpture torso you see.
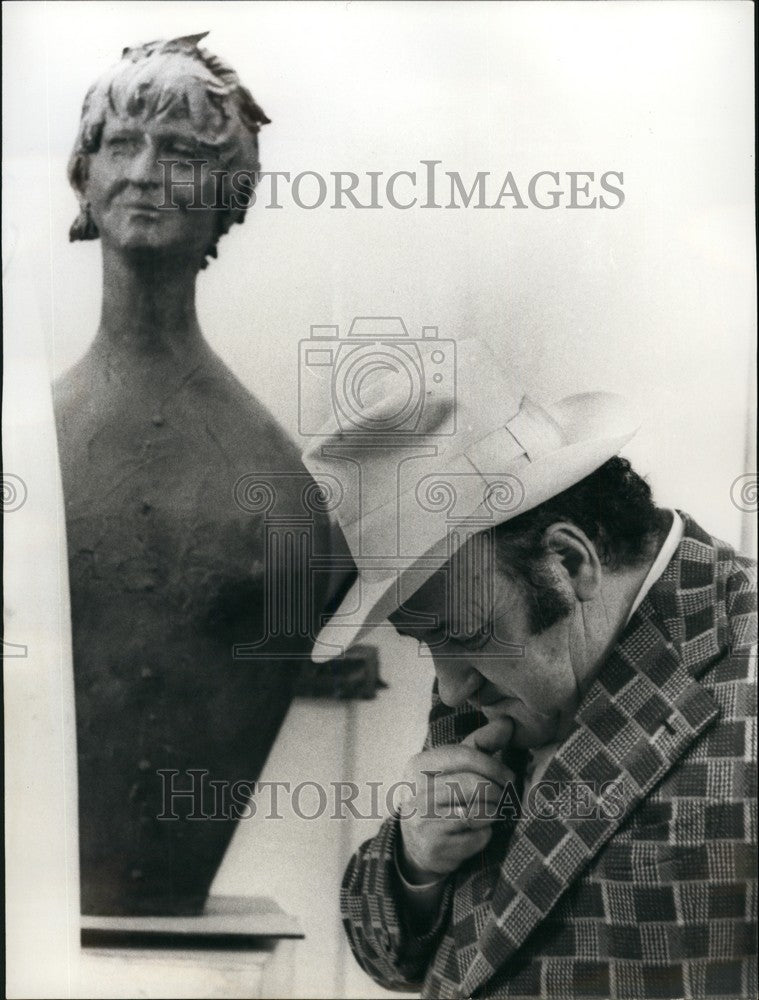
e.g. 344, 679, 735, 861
55, 339, 329, 914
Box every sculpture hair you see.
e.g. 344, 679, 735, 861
68, 32, 270, 267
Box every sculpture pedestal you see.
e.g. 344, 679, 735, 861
77, 896, 302, 999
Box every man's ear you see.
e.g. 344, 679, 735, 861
542, 522, 601, 601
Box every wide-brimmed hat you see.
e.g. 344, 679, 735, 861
302, 335, 639, 662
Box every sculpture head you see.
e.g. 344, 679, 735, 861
68, 33, 270, 267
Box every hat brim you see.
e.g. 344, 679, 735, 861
310, 392, 639, 662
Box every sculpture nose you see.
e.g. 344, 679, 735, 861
126, 138, 162, 188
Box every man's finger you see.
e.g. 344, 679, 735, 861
420, 745, 513, 784
461, 717, 514, 754
433, 773, 506, 807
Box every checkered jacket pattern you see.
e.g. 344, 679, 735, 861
341, 515, 757, 999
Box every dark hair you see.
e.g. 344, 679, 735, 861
493, 457, 667, 632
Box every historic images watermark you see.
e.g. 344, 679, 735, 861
233, 316, 526, 660
158, 160, 625, 211
156, 770, 626, 824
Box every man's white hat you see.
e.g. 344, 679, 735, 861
302, 335, 639, 663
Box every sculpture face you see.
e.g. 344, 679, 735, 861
69, 36, 269, 264
83, 110, 219, 260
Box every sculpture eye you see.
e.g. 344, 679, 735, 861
106, 135, 140, 156
164, 139, 199, 157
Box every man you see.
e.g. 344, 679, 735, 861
303, 338, 756, 999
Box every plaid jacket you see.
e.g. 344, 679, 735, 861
341, 515, 757, 999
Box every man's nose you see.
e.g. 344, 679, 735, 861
434, 660, 482, 708
125, 139, 162, 187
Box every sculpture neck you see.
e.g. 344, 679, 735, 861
94, 245, 207, 368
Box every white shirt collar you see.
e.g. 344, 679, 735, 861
625, 510, 684, 625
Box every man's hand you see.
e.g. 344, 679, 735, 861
397, 718, 515, 882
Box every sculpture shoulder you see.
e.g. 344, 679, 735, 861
186, 349, 305, 469
52, 344, 294, 457
53, 343, 327, 532
52, 355, 95, 425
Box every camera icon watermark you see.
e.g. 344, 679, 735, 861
298, 317, 456, 437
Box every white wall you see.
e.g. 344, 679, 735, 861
3, 3, 755, 998
4, 1, 755, 543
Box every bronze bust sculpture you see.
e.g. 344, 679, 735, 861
54, 34, 333, 916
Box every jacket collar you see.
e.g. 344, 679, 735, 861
459, 514, 730, 997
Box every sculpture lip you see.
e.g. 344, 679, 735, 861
123, 202, 163, 212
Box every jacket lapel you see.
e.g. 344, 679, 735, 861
459, 517, 727, 998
